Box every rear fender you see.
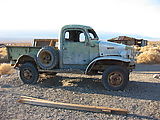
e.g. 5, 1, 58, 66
14, 55, 37, 68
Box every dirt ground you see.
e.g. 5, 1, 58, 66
0, 64, 160, 120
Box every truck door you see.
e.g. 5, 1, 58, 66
62, 29, 90, 65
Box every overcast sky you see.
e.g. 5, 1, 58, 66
0, 0, 160, 39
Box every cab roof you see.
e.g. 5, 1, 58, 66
62, 24, 93, 30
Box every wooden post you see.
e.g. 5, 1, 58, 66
18, 96, 128, 115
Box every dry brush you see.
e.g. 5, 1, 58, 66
136, 44, 160, 64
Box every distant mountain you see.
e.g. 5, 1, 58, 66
0, 30, 59, 43
0, 30, 159, 43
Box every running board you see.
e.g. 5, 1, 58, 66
39, 69, 84, 74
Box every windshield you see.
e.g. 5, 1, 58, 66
87, 29, 99, 40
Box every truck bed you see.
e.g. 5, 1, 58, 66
6, 46, 41, 61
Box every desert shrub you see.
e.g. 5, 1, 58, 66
148, 41, 160, 46
137, 48, 160, 64
0, 64, 13, 76
140, 46, 160, 52
0, 47, 7, 59
140, 46, 151, 52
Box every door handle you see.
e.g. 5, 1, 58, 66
90, 44, 95, 47
63, 47, 67, 50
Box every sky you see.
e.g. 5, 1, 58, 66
0, 0, 160, 42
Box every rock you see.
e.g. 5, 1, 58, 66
1, 74, 10, 78
1, 84, 12, 88
153, 74, 160, 79
0, 69, 160, 120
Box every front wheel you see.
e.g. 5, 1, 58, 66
102, 65, 129, 91
19, 63, 39, 84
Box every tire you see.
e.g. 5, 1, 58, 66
19, 63, 39, 84
102, 65, 129, 91
37, 46, 58, 70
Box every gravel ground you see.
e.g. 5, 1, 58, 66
0, 64, 160, 120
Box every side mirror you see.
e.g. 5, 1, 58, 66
89, 37, 92, 40
85, 41, 90, 46
90, 43, 95, 47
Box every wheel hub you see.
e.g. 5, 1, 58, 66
23, 69, 32, 80
108, 72, 123, 87
40, 52, 51, 64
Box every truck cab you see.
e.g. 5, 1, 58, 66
7, 24, 135, 91
60, 25, 99, 69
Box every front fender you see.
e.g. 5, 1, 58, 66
85, 56, 131, 74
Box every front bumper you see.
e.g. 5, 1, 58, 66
128, 60, 136, 70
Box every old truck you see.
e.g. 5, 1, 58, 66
6, 25, 135, 91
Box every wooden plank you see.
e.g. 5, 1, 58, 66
18, 96, 128, 114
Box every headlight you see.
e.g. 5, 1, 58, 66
124, 46, 135, 59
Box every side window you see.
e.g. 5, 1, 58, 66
65, 32, 69, 40
89, 33, 94, 39
88, 29, 98, 40
79, 33, 85, 42
64, 30, 86, 42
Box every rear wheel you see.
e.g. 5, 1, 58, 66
102, 65, 129, 91
19, 63, 39, 84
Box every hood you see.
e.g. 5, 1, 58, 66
99, 40, 127, 56
99, 40, 126, 47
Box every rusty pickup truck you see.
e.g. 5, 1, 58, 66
7, 25, 135, 90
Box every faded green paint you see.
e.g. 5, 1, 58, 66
62, 41, 90, 65
89, 40, 99, 61
7, 46, 41, 61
